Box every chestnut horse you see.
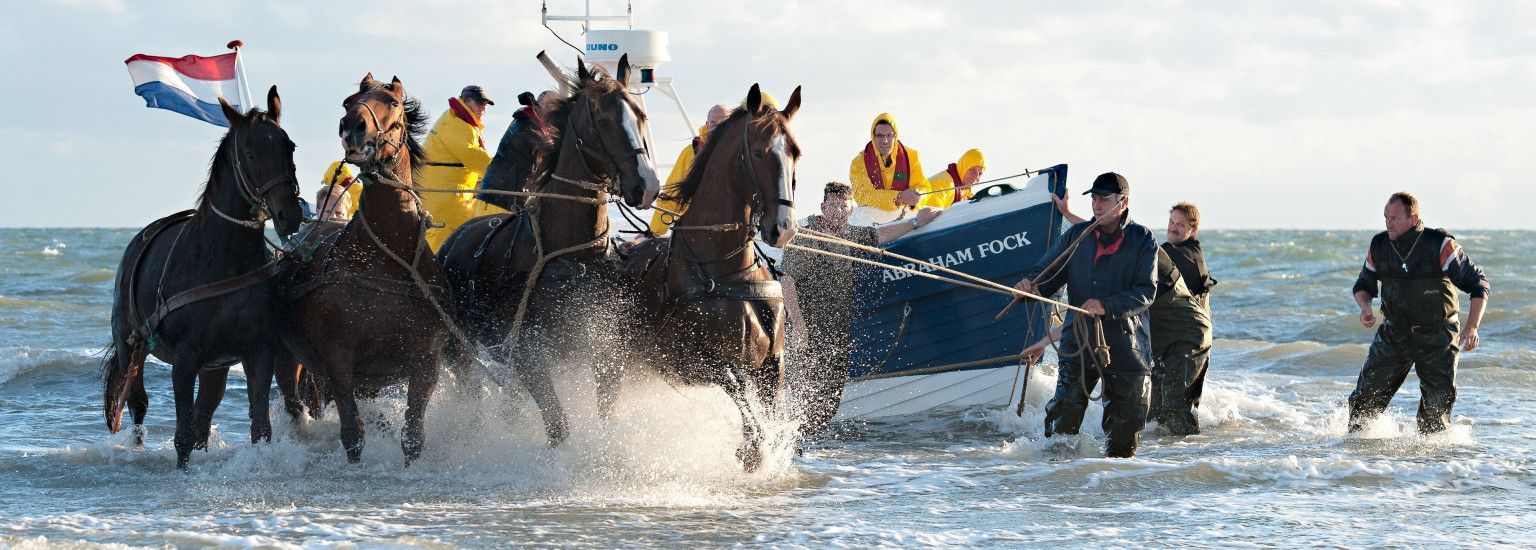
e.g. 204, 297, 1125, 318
436, 56, 659, 445
102, 88, 306, 468
282, 75, 450, 464
619, 84, 801, 470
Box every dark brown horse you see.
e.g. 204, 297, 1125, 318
282, 74, 449, 464
102, 87, 306, 468
436, 56, 660, 445
620, 84, 801, 470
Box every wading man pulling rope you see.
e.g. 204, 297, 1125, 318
1015, 172, 1157, 458
782, 182, 942, 440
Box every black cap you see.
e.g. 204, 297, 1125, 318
461, 85, 494, 105
1083, 172, 1129, 196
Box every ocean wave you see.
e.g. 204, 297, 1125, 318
0, 347, 102, 388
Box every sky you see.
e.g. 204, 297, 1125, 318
2, 0, 1533, 229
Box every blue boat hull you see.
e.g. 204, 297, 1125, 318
849, 165, 1069, 391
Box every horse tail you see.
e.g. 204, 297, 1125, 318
101, 339, 131, 434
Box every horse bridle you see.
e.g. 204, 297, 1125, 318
557, 92, 646, 198
734, 113, 795, 238
352, 96, 408, 171
209, 126, 300, 230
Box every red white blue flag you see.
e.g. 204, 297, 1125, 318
124, 52, 242, 127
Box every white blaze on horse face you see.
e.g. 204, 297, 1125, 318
620, 100, 660, 207
769, 134, 796, 248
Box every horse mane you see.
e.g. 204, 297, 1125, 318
666, 107, 799, 207
526, 67, 645, 192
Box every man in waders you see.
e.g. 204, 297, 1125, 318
1150, 201, 1216, 435
1348, 192, 1489, 434
782, 182, 940, 440
1017, 172, 1157, 457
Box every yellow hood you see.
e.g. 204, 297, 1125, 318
320, 161, 355, 185
958, 149, 985, 174
869, 112, 900, 145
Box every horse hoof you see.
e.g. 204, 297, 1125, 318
132, 425, 148, 450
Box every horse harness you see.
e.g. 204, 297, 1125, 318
123, 133, 297, 350
663, 114, 792, 305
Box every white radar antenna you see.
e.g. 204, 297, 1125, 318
542, 0, 699, 161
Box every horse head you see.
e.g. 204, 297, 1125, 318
738, 83, 802, 248
339, 74, 416, 174
562, 54, 661, 208
216, 86, 303, 237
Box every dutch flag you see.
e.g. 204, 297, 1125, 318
124, 52, 243, 127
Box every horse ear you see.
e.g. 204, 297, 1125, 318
359, 73, 374, 91
745, 83, 763, 114
219, 97, 244, 126
781, 86, 802, 121
266, 85, 282, 124
389, 76, 403, 95
616, 54, 630, 85
577, 57, 591, 82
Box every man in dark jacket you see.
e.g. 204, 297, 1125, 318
1151, 201, 1215, 435
1017, 172, 1157, 457
478, 90, 559, 210
1349, 192, 1489, 434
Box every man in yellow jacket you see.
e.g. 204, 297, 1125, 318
848, 113, 927, 225
316, 160, 360, 222
420, 85, 496, 251
921, 148, 986, 210
648, 103, 731, 236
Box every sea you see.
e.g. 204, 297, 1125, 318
1, 227, 1533, 548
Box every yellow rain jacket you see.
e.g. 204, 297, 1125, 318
847, 113, 927, 211
420, 97, 497, 251
318, 160, 360, 217
922, 149, 986, 210
648, 124, 710, 236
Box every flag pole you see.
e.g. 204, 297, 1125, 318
227, 40, 254, 112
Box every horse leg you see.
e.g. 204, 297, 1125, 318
128, 361, 149, 449
594, 359, 622, 421
273, 357, 306, 423
245, 352, 278, 444
723, 364, 765, 472
511, 344, 569, 447
329, 373, 365, 463
402, 351, 440, 466
192, 368, 228, 451
170, 363, 200, 469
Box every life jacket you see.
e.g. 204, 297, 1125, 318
944, 163, 966, 204
862, 142, 912, 191
1368, 226, 1460, 327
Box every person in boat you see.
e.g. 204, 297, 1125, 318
1016, 172, 1156, 458
648, 103, 732, 236
316, 160, 359, 223
420, 85, 496, 251
848, 113, 928, 225
1348, 192, 1489, 434
921, 148, 986, 210
477, 90, 559, 212
1148, 201, 1217, 435
782, 181, 941, 439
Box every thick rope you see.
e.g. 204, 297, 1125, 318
790, 228, 1090, 315
353, 173, 476, 358
412, 186, 610, 206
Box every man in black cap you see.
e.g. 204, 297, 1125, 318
1016, 171, 1157, 457
1348, 192, 1490, 434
